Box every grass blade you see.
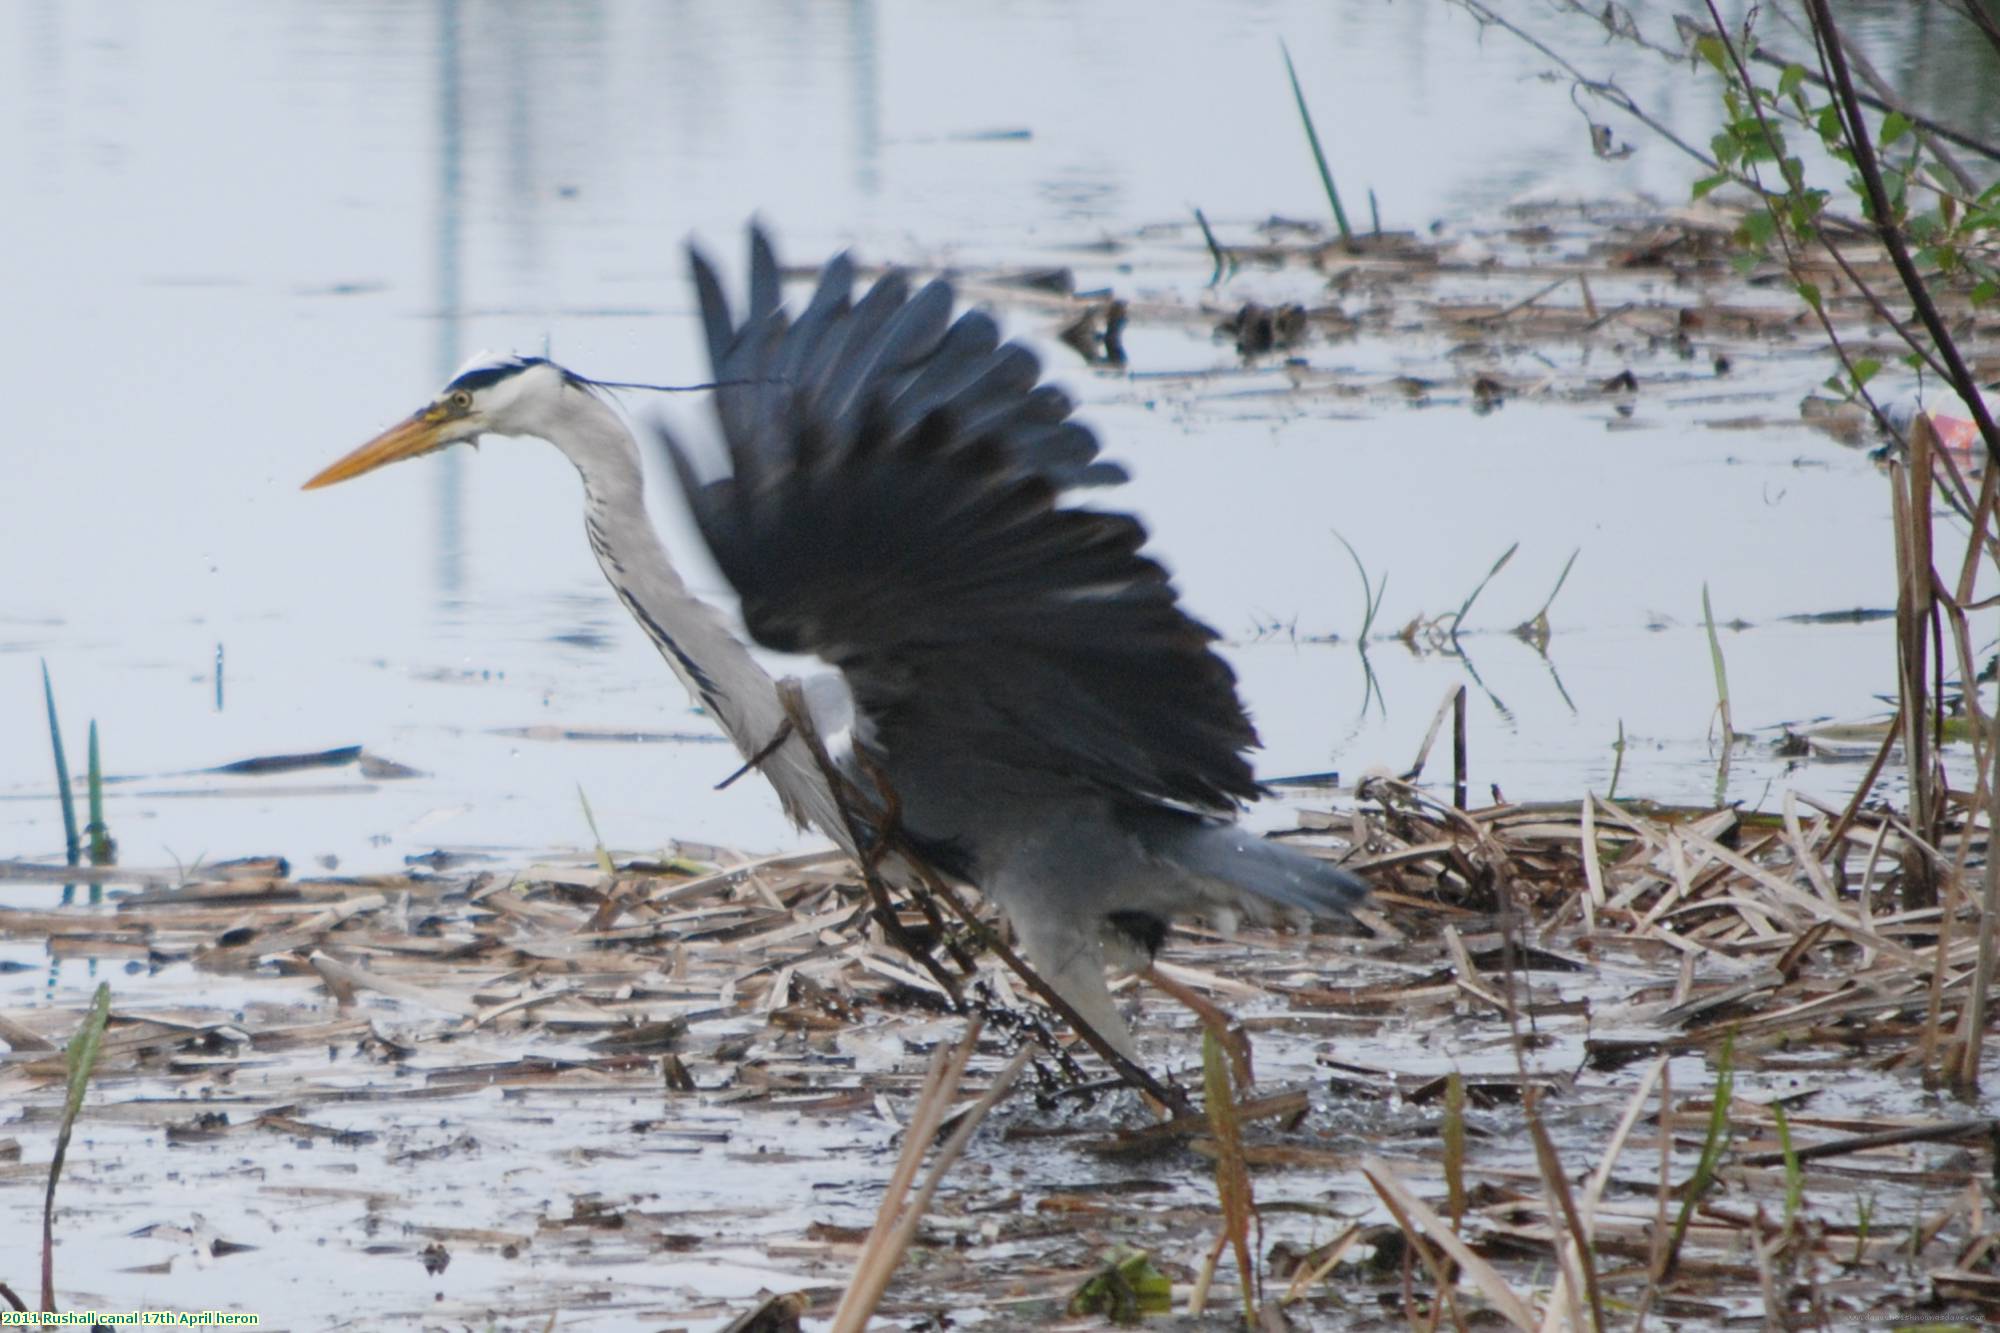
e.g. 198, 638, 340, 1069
1443, 1071, 1467, 1229
1192, 206, 1233, 286
85, 720, 113, 867
1608, 719, 1627, 801
40, 661, 79, 868
1202, 1029, 1258, 1323
576, 784, 616, 876
1516, 546, 1581, 650
1702, 583, 1735, 749
1702, 583, 1735, 804
1330, 528, 1386, 642
1450, 541, 1520, 640
42, 982, 111, 1311
1280, 40, 1352, 244
1662, 1029, 1735, 1280
1773, 1102, 1802, 1226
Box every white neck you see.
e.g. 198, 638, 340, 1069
522, 384, 850, 845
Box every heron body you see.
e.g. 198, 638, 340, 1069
307, 227, 1367, 1056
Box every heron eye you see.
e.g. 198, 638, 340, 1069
448, 390, 473, 411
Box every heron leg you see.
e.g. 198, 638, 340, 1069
1140, 964, 1254, 1089
846, 744, 981, 979
1008, 910, 1142, 1063
773, 678, 966, 1002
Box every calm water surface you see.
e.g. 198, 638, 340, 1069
3, 1, 1995, 874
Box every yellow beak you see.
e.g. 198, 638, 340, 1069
302, 407, 454, 490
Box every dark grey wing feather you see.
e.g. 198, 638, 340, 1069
747, 226, 782, 325
660, 225, 1260, 813
885, 310, 1001, 434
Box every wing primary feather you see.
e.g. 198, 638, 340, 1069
677, 225, 1269, 816
748, 225, 782, 324
688, 245, 736, 383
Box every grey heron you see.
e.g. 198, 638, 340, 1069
305, 226, 1368, 1058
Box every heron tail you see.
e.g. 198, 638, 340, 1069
1138, 815, 1369, 920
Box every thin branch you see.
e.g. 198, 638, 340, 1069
1804, 0, 2000, 465
1941, 0, 2000, 64
1746, 46, 1999, 175
1448, 0, 1720, 171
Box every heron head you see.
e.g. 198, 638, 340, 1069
302, 355, 571, 490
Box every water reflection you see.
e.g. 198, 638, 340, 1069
847, 0, 881, 197
433, 0, 465, 599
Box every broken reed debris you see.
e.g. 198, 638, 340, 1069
8, 763, 2000, 1325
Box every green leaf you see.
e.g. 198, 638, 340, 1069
1696, 35, 1730, 75
1881, 110, 1913, 145
1789, 192, 1825, 241
1730, 116, 1784, 162
1816, 105, 1845, 145
1692, 171, 1731, 200
1068, 1247, 1171, 1322
1973, 280, 1998, 307
1739, 210, 1777, 249
1773, 1104, 1804, 1224
1851, 357, 1882, 388
1795, 279, 1823, 311
1711, 131, 1740, 168
1777, 63, 1806, 97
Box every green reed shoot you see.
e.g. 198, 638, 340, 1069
1702, 583, 1734, 750
41, 661, 79, 868
1663, 1029, 1735, 1279
1280, 41, 1352, 244
1331, 529, 1387, 643
1772, 1103, 1803, 1226
1192, 207, 1235, 286
86, 720, 113, 867
576, 784, 616, 876
1450, 541, 1519, 640
42, 982, 111, 1312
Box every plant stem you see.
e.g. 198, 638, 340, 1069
40, 661, 79, 869
1280, 40, 1352, 244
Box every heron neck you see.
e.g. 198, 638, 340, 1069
547, 391, 785, 756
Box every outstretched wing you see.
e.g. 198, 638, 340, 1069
658, 226, 1262, 815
